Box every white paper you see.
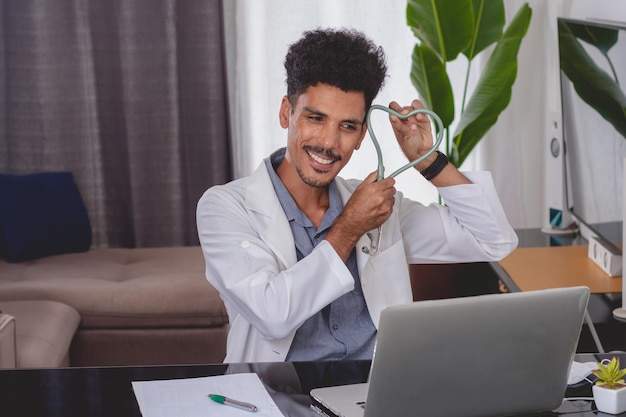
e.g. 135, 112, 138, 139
132, 372, 285, 417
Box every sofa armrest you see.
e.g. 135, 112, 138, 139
0, 312, 16, 368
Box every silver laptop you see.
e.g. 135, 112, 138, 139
310, 286, 590, 417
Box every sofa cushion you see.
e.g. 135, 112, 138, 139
0, 172, 92, 262
0, 246, 227, 329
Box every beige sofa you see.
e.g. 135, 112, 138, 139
0, 299, 80, 368
0, 246, 229, 368
0, 244, 498, 369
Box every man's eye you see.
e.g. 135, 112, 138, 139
342, 123, 358, 131
308, 115, 323, 122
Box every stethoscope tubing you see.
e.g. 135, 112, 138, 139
363, 104, 445, 255
366, 104, 445, 181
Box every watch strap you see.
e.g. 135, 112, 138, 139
420, 151, 449, 181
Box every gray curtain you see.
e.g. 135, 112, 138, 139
0, 0, 232, 248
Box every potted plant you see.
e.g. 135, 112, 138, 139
592, 357, 626, 414
406, 0, 532, 167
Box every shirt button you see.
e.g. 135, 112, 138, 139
332, 324, 339, 331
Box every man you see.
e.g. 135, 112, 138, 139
197, 28, 517, 363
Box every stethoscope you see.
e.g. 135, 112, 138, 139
361, 104, 444, 255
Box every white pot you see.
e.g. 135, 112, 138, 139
593, 384, 626, 414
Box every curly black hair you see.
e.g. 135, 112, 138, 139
284, 28, 388, 111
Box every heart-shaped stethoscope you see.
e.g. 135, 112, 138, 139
361, 104, 445, 255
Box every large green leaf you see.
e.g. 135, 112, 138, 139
406, 0, 473, 62
567, 21, 618, 54
464, 0, 505, 60
406, 0, 532, 167
453, 4, 532, 166
410, 43, 455, 129
559, 20, 626, 138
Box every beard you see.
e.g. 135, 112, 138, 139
295, 145, 342, 188
295, 164, 333, 188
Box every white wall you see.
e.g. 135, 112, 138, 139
223, 0, 444, 204
222, 0, 626, 229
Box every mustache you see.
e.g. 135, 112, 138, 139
303, 145, 342, 162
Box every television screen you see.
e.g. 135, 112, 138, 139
558, 17, 626, 252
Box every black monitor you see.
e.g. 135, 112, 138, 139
557, 17, 626, 253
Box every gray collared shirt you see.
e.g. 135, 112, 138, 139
265, 148, 376, 361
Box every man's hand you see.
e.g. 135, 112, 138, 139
325, 171, 396, 261
388, 99, 435, 172
389, 99, 471, 187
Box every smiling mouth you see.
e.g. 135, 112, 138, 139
305, 148, 340, 167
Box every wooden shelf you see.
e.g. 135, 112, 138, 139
498, 246, 622, 294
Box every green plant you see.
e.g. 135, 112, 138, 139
593, 357, 626, 389
406, 0, 532, 167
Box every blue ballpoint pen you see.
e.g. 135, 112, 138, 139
208, 393, 258, 412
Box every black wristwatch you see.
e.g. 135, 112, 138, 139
419, 151, 449, 181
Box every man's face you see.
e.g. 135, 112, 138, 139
279, 83, 367, 188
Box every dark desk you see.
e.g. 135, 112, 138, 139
0, 360, 370, 417
0, 354, 623, 417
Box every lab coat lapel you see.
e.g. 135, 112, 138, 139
245, 163, 297, 268
335, 178, 371, 273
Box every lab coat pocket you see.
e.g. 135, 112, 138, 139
360, 239, 413, 327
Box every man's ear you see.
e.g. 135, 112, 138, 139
279, 96, 291, 128
354, 123, 368, 150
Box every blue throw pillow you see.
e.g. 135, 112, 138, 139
0, 172, 92, 262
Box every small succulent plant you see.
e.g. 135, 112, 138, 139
593, 357, 626, 389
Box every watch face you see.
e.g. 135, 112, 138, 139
550, 137, 560, 158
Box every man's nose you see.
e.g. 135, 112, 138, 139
318, 122, 340, 148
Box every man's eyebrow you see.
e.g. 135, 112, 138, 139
302, 106, 327, 117
344, 117, 364, 126
303, 106, 363, 126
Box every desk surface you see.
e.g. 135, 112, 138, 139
498, 245, 622, 293
0, 354, 623, 417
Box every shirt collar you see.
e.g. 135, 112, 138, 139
265, 148, 342, 230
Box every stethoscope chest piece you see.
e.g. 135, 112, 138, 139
361, 227, 382, 255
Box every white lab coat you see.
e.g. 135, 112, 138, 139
196, 161, 518, 363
